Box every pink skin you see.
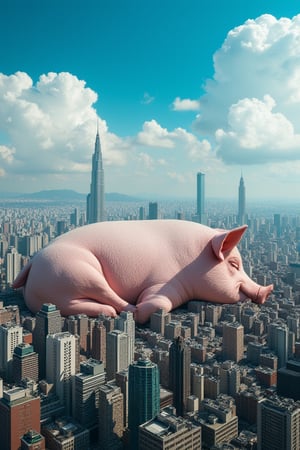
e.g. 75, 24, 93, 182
13, 220, 273, 324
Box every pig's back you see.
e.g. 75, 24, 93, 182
51, 220, 211, 295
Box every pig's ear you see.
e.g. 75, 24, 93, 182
211, 225, 248, 261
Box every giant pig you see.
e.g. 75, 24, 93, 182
13, 220, 273, 323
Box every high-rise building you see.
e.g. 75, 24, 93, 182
0, 387, 41, 450
90, 319, 107, 363
20, 430, 45, 450
115, 311, 135, 365
257, 396, 300, 450
87, 128, 105, 223
222, 322, 244, 363
196, 172, 206, 224
12, 343, 39, 384
169, 336, 191, 416
238, 174, 246, 225
99, 382, 124, 449
5, 247, 21, 285
73, 359, 106, 429
148, 201, 158, 219
139, 407, 201, 450
106, 330, 129, 381
267, 321, 289, 368
46, 331, 77, 415
277, 359, 300, 400
197, 396, 238, 448
128, 357, 160, 448
0, 323, 23, 382
33, 303, 62, 379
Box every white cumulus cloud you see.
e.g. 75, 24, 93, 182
194, 14, 300, 167
0, 71, 128, 191
172, 97, 201, 111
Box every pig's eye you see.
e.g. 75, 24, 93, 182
230, 260, 239, 270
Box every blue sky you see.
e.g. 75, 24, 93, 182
1, 0, 300, 200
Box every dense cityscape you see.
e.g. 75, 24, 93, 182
0, 131, 299, 450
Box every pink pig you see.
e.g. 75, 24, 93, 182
13, 220, 273, 324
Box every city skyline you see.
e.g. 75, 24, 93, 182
1, 2, 300, 200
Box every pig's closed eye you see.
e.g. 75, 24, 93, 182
230, 260, 239, 270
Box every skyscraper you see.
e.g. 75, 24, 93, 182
12, 343, 39, 384
196, 172, 206, 224
257, 396, 300, 450
238, 174, 246, 225
169, 336, 191, 417
87, 127, 105, 223
0, 323, 23, 382
74, 359, 106, 429
99, 382, 124, 449
46, 331, 77, 415
128, 357, 160, 449
222, 322, 244, 363
0, 387, 41, 450
33, 303, 62, 379
148, 201, 158, 219
115, 311, 135, 365
106, 330, 129, 381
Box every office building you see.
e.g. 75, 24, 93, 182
257, 396, 300, 450
87, 128, 105, 223
0, 322, 23, 382
196, 396, 238, 448
33, 303, 62, 379
277, 359, 300, 400
46, 332, 77, 415
42, 417, 89, 450
267, 321, 289, 368
128, 358, 160, 448
235, 386, 265, 424
238, 174, 246, 225
150, 308, 170, 335
139, 407, 201, 450
99, 382, 124, 450
115, 369, 129, 428
222, 322, 244, 362
219, 361, 240, 396
106, 330, 129, 381
74, 359, 106, 429
115, 311, 135, 365
20, 430, 45, 450
196, 172, 206, 224
149, 201, 158, 219
12, 343, 39, 384
5, 247, 21, 285
90, 319, 107, 363
169, 336, 191, 416
0, 387, 41, 450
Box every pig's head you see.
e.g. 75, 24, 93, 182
199, 225, 273, 305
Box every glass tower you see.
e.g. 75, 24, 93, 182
128, 357, 160, 448
87, 128, 105, 223
238, 174, 246, 225
197, 172, 206, 224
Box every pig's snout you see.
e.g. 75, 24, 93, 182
241, 282, 273, 304
253, 284, 273, 304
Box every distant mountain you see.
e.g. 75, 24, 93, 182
0, 189, 144, 202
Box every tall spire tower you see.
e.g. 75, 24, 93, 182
238, 173, 246, 225
87, 126, 105, 223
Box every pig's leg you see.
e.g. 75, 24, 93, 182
73, 264, 137, 315
57, 298, 118, 318
135, 284, 174, 324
